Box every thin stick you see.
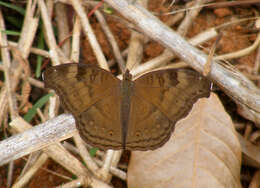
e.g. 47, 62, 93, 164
215, 32, 260, 60
62, 141, 126, 180
55, 2, 71, 57
0, 10, 18, 119
70, 16, 81, 62
88, 0, 104, 17
38, 0, 60, 65
203, 32, 222, 76
0, 89, 8, 129
97, 150, 114, 181
73, 134, 99, 174
126, 0, 148, 71
95, 10, 126, 72
55, 176, 113, 188
8, 41, 50, 58
206, 0, 260, 9
17, 0, 38, 58
0, 64, 44, 88
58, 0, 102, 8
94, 157, 126, 180
178, 0, 212, 36
253, 36, 260, 75
70, 0, 109, 70
12, 154, 48, 188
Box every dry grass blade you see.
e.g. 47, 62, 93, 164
128, 94, 242, 188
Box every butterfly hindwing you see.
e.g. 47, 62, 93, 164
126, 69, 210, 149
76, 90, 123, 150
126, 94, 174, 150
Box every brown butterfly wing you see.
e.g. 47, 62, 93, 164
125, 94, 174, 150
77, 90, 123, 149
125, 69, 211, 150
44, 63, 122, 150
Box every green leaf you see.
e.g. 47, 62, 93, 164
89, 148, 98, 157
0, 1, 25, 15
103, 7, 113, 14
103, 3, 113, 14
1, 29, 20, 36
23, 93, 54, 122
36, 29, 45, 78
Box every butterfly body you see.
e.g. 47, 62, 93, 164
121, 69, 134, 149
44, 63, 210, 151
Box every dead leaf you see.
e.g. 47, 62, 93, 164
127, 93, 242, 188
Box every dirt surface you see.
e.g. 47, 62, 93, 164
0, 0, 260, 187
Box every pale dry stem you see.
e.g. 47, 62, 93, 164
0, 10, 18, 119
12, 153, 48, 188
215, 32, 260, 61
97, 149, 115, 181
73, 133, 99, 174
70, 16, 81, 62
70, 0, 109, 70
95, 10, 126, 72
38, 0, 60, 65
55, 2, 71, 57
126, 0, 148, 71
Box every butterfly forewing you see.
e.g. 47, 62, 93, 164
44, 63, 122, 150
126, 69, 210, 150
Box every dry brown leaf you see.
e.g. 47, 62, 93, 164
127, 93, 242, 188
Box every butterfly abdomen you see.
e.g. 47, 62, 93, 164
120, 72, 135, 149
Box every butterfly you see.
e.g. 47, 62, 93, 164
44, 63, 210, 150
